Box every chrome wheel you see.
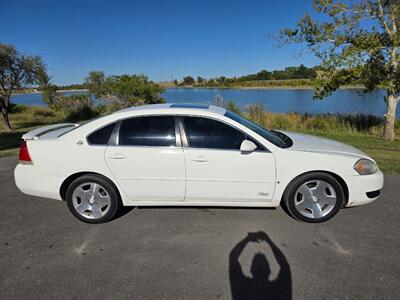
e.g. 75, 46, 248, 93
71, 182, 111, 219
294, 180, 337, 219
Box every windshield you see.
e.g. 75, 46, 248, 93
224, 111, 287, 148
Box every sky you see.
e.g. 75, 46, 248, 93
0, 0, 319, 85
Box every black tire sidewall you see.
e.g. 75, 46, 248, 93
284, 172, 344, 223
66, 174, 121, 224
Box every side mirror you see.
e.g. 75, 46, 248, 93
240, 140, 257, 153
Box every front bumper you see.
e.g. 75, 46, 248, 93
344, 170, 384, 207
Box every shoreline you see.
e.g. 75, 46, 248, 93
12, 89, 89, 96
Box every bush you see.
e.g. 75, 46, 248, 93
32, 107, 56, 118
269, 114, 292, 130
65, 106, 99, 122
246, 103, 265, 126
9, 104, 28, 113
225, 101, 242, 115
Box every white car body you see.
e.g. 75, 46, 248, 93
14, 104, 384, 210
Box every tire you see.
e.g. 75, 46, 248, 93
283, 172, 345, 223
66, 174, 121, 224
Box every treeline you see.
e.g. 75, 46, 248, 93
42, 65, 319, 90
174, 64, 318, 87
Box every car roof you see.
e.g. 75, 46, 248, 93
114, 103, 227, 115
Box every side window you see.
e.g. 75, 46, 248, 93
87, 122, 116, 145
119, 116, 176, 147
183, 117, 247, 150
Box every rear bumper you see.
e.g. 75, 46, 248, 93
344, 170, 384, 207
14, 163, 63, 201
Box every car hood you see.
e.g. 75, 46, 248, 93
280, 131, 369, 159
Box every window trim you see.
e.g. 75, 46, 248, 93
86, 114, 270, 151
109, 114, 181, 148
178, 115, 269, 152
86, 121, 118, 146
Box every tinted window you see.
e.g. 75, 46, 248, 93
183, 117, 247, 150
87, 122, 116, 145
119, 116, 176, 147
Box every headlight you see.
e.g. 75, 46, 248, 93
353, 159, 378, 175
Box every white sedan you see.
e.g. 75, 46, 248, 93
14, 103, 384, 223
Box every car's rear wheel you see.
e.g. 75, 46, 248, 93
66, 174, 121, 224
283, 172, 344, 223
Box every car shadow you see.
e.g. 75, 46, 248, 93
229, 231, 292, 300
109, 205, 277, 222
111, 205, 136, 221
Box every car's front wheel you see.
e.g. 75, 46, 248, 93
283, 172, 345, 223
66, 174, 121, 224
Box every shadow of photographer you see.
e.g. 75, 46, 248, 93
229, 231, 292, 300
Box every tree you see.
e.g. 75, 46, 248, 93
0, 44, 47, 130
85, 72, 165, 106
37, 69, 58, 108
280, 0, 400, 141
197, 76, 204, 84
182, 76, 195, 85
85, 71, 109, 99
256, 69, 272, 80
217, 76, 226, 83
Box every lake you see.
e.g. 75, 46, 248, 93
11, 88, 399, 118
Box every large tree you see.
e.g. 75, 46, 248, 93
0, 44, 47, 131
280, 0, 399, 140
85, 71, 164, 106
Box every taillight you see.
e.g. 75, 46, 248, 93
19, 141, 32, 164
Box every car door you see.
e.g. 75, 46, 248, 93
104, 115, 185, 202
180, 116, 276, 202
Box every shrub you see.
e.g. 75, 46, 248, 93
65, 106, 99, 122
32, 107, 56, 118
225, 101, 242, 115
9, 104, 28, 113
246, 103, 265, 126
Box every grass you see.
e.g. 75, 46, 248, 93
1, 105, 399, 174
0, 106, 64, 157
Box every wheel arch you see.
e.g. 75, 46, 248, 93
280, 170, 349, 206
59, 171, 122, 202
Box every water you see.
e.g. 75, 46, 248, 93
11, 88, 398, 117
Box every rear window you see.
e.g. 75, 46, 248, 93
118, 116, 176, 147
87, 122, 116, 145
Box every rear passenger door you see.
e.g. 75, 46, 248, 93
104, 116, 185, 202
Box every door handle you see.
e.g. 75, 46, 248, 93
109, 153, 127, 159
191, 155, 209, 162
